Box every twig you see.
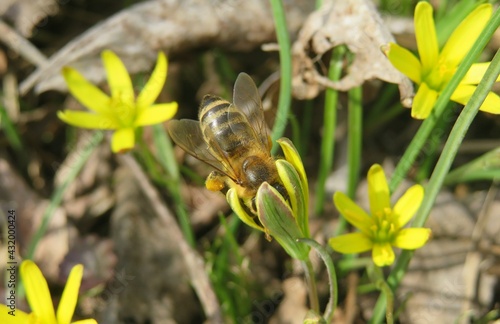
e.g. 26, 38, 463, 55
0, 19, 47, 67
118, 154, 223, 323
460, 182, 498, 324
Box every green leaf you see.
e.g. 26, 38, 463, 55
256, 183, 310, 260
444, 148, 500, 185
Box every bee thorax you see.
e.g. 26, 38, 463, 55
242, 156, 276, 189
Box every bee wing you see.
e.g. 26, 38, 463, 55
232, 72, 271, 151
168, 119, 229, 176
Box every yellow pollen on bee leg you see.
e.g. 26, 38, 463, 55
205, 172, 225, 191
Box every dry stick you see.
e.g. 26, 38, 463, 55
0, 19, 47, 67
460, 183, 498, 324
119, 154, 223, 323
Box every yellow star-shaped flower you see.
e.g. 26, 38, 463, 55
0, 260, 97, 324
384, 2, 500, 119
58, 50, 178, 153
329, 164, 431, 267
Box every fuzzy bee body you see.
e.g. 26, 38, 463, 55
168, 73, 283, 211
198, 95, 254, 158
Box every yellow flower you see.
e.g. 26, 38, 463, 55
329, 164, 431, 267
384, 2, 500, 119
0, 260, 97, 324
58, 50, 178, 153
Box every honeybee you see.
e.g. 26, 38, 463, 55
168, 73, 284, 213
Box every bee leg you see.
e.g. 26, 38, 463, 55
205, 171, 226, 192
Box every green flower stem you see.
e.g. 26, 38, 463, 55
337, 257, 373, 273
270, 0, 292, 154
314, 46, 345, 215
302, 259, 320, 314
372, 9, 500, 322
444, 148, 500, 185
417, 51, 500, 229
26, 131, 103, 260
376, 279, 394, 324
334, 84, 363, 236
346, 85, 363, 200
414, 103, 454, 182
0, 103, 23, 151
299, 238, 338, 323
368, 265, 394, 324
152, 124, 195, 246
388, 6, 500, 194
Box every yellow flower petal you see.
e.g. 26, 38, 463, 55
451, 84, 500, 114
478, 92, 500, 114
383, 43, 421, 84
136, 52, 167, 109
393, 184, 424, 228
372, 243, 395, 267
412, 82, 438, 119
277, 138, 309, 200
333, 192, 372, 236
58, 110, 119, 130
111, 128, 135, 153
21, 260, 57, 323
227, 188, 265, 232
57, 264, 83, 324
62, 67, 112, 115
367, 164, 390, 217
72, 320, 98, 324
393, 228, 431, 249
439, 4, 492, 68
461, 62, 500, 85
102, 50, 134, 105
135, 102, 178, 126
328, 232, 373, 254
0, 304, 31, 322
414, 2, 439, 74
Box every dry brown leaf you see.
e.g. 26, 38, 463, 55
59, 235, 116, 292
269, 277, 308, 324
107, 166, 198, 323
20, 0, 313, 94
0, 154, 70, 281
0, 0, 58, 37
292, 0, 413, 107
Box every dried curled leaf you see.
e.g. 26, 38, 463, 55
292, 0, 413, 107
20, 0, 313, 94
0, 0, 58, 37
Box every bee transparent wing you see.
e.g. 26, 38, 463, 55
232, 72, 271, 151
200, 124, 242, 182
168, 119, 228, 175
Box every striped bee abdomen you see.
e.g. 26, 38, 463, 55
199, 95, 255, 156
